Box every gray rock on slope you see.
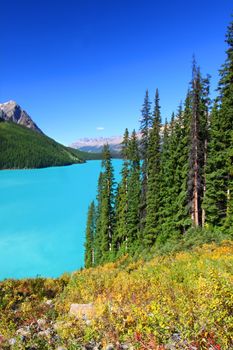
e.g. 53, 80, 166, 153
0, 100, 43, 134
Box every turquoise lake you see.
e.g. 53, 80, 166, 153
0, 160, 122, 280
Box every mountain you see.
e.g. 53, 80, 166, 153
0, 120, 84, 169
0, 101, 102, 169
71, 135, 124, 154
0, 100, 43, 134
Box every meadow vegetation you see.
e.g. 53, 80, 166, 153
0, 240, 232, 349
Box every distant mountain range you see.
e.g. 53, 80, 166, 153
71, 136, 123, 154
0, 101, 101, 169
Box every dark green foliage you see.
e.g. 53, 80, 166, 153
152, 227, 230, 256
94, 144, 116, 263
94, 172, 104, 265
0, 120, 83, 169
139, 90, 152, 230
0, 120, 104, 169
204, 19, 233, 231
144, 89, 161, 246
114, 129, 130, 253
84, 201, 96, 268
84, 15, 233, 266
158, 100, 192, 242
126, 130, 141, 252
188, 59, 209, 227
67, 147, 108, 161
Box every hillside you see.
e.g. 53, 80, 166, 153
0, 100, 43, 134
0, 120, 84, 169
0, 241, 232, 349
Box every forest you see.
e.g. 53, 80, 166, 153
0, 120, 104, 169
84, 17, 233, 268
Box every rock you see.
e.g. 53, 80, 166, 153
1, 101, 42, 133
9, 338, 16, 345
171, 332, 181, 342
83, 342, 100, 350
121, 345, 130, 350
105, 344, 114, 350
0, 101, 43, 134
56, 347, 67, 350
93, 344, 101, 350
69, 303, 95, 320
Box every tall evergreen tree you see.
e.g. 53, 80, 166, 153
84, 201, 95, 268
114, 129, 130, 253
204, 19, 233, 230
94, 172, 104, 265
158, 95, 192, 240
158, 117, 175, 241
127, 130, 141, 251
139, 90, 152, 231
200, 74, 211, 227
95, 144, 115, 263
158, 112, 186, 240
144, 89, 161, 246
173, 97, 192, 234
188, 59, 208, 227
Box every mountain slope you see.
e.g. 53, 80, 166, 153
0, 100, 43, 134
0, 120, 83, 169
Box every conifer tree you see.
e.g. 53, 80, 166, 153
158, 114, 181, 240
204, 19, 233, 230
144, 89, 161, 246
200, 74, 211, 226
188, 59, 208, 227
114, 129, 130, 253
158, 119, 170, 232
139, 90, 152, 231
95, 144, 115, 263
84, 201, 95, 268
173, 97, 192, 233
94, 172, 104, 265
158, 98, 191, 240
127, 129, 141, 251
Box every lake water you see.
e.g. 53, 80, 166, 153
0, 160, 122, 280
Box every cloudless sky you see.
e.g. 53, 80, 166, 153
1, 0, 232, 145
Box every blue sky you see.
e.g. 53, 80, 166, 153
1, 0, 232, 145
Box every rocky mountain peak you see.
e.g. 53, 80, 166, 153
0, 101, 43, 134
